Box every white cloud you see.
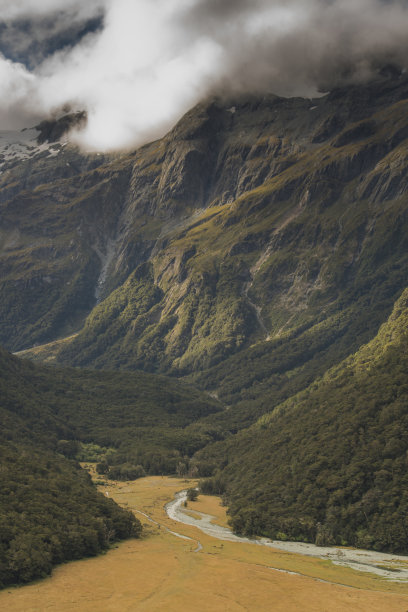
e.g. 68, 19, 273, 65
0, 54, 39, 126
1, 0, 408, 150
31, 0, 223, 149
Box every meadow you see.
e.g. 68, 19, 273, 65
1, 474, 408, 611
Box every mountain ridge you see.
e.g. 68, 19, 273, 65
3, 73, 408, 361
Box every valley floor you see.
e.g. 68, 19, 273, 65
1, 475, 408, 611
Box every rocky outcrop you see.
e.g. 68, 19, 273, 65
36, 111, 87, 144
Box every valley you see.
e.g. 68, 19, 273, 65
4, 3, 408, 610
2, 72, 408, 602
1, 475, 408, 612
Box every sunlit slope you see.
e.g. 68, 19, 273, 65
197, 288, 408, 553
3, 76, 408, 389
56, 76, 408, 388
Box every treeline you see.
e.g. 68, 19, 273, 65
0, 443, 140, 588
195, 289, 408, 554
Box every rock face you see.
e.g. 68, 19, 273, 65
2, 73, 408, 385
35, 111, 87, 144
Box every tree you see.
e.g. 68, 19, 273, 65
187, 488, 198, 502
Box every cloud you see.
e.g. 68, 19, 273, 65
0, 54, 39, 127
0, 0, 103, 22
0, 15, 103, 70
1, 0, 408, 150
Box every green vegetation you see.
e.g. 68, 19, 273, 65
52, 83, 408, 393
3, 76, 408, 577
0, 346, 220, 587
0, 149, 135, 351
0, 443, 140, 588
195, 289, 408, 553
0, 344, 221, 470
187, 488, 199, 502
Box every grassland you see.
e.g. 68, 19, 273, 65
1, 475, 408, 612
184, 494, 230, 529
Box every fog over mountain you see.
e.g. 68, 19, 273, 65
1, 0, 408, 150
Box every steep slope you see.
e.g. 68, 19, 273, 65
0, 143, 133, 350
3, 73, 408, 380
54, 73, 408, 389
195, 288, 408, 553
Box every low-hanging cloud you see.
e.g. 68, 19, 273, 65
1, 0, 408, 151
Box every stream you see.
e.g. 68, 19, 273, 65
165, 490, 408, 582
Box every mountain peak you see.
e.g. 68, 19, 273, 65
35, 110, 87, 144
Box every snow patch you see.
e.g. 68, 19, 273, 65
0, 128, 60, 171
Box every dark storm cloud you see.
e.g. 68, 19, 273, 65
180, 0, 408, 95
0, 13, 104, 69
1, 0, 408, 150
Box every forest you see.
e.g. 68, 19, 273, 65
195, 289, 408, 553
0, 346, 218, 587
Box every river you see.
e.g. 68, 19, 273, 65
165, 489, 408, 582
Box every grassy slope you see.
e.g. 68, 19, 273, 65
196, 288, 408, 553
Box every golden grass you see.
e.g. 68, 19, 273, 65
1, 475, 408, 612
188, 494, 230, 528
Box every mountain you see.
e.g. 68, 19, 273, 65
2, 71, 408, 563
3, 73, 408, 435
2, 73, 408, 384
195, 288, 408, 553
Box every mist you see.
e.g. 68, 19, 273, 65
1, 0, 408, 151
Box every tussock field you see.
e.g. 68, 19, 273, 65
1, 475, 408, 612
187, 494, 230, 528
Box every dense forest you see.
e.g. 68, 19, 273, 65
0, 346, 221, 472
195, 289, 408, 553
0, 346, 219, 587
0, 443, 140, 587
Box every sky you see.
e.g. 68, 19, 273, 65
1, 0, 408, 151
